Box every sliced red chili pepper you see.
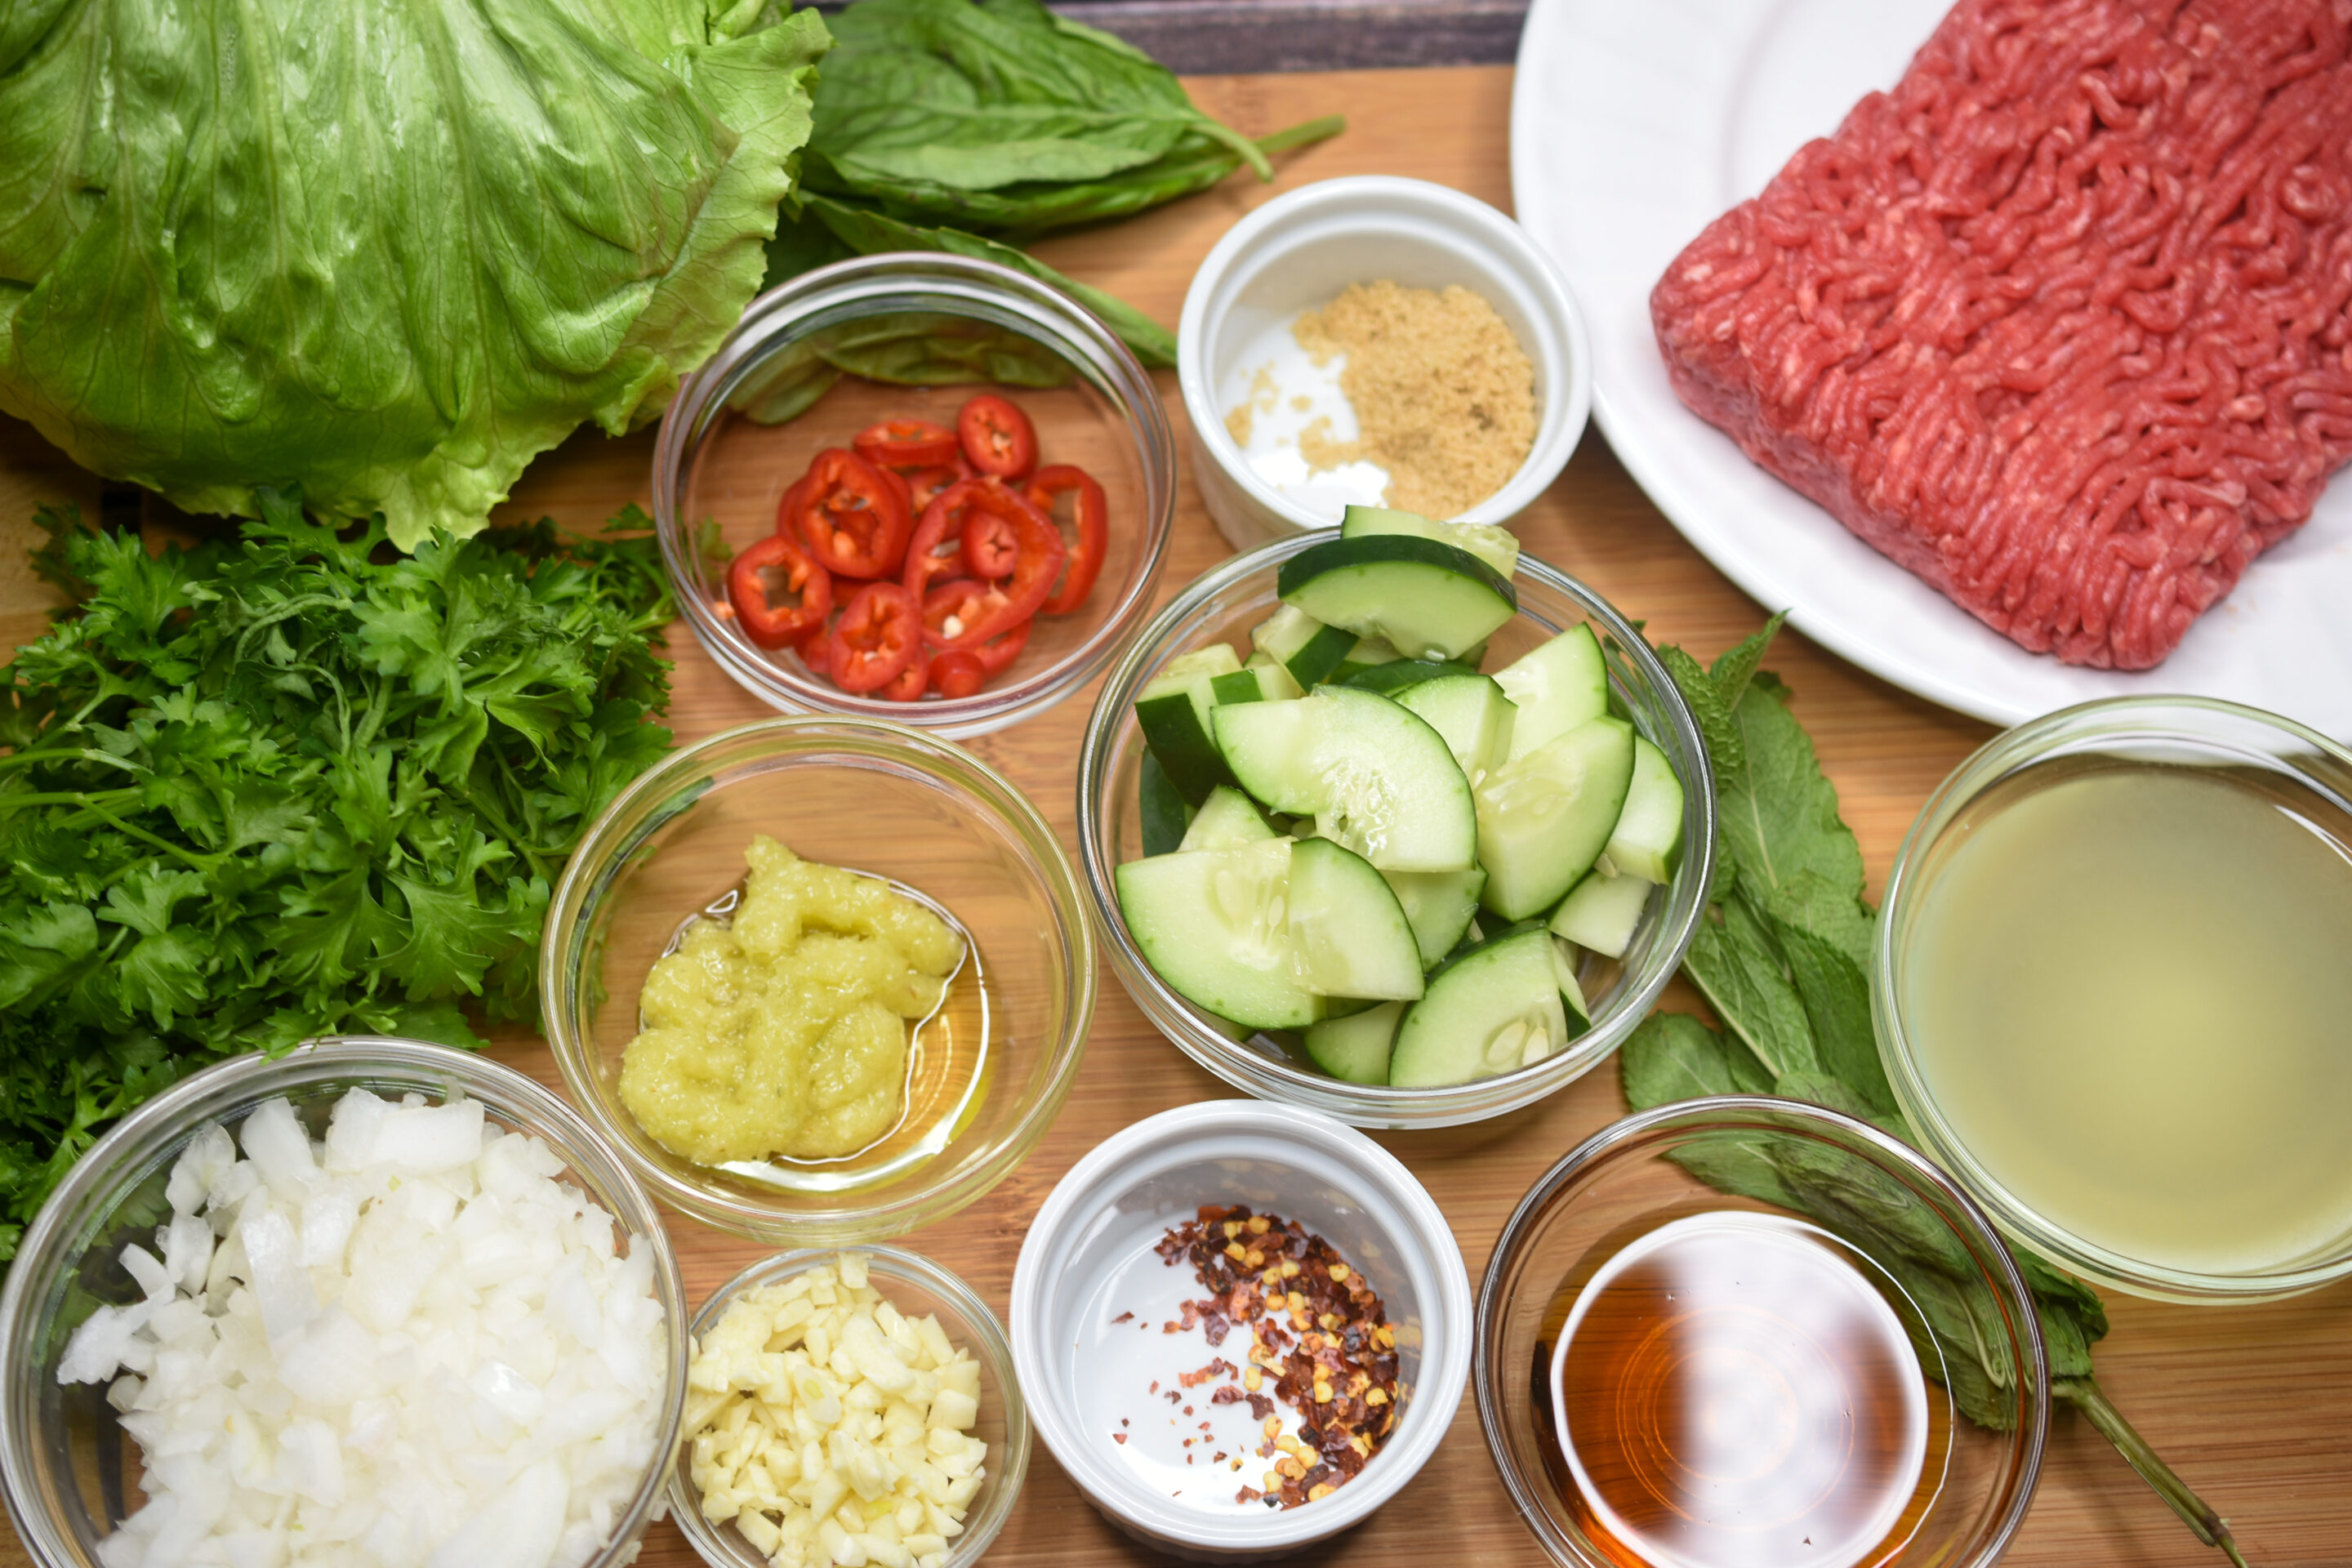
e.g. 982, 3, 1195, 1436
1027, 463, 1110, 615
902, 482, 982, 603
792, 448, 912, 580
918, 485, 1063, 648
960, 506, 1020, 580
921, 578, 1003, 651
930, 650, 987, 698
878, 649, 930, 702
826, 581, 920, 693
773, 473, 814, 540
727, 533, 832, 649
957, 394, 1038, 480
970, 614, 1031, 676
800, 634, 829, 677
901, 463, 967, 514
853, 419, 959, 469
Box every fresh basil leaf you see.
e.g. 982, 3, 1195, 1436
791, 194, 1177, 368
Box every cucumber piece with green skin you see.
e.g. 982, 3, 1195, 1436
1549, 869, 1652, 959
1211, 664, 1303, 707
1138, 751, 1192, 856
1180, 784, 1280, 853
1135, 644, 1245, 804
1389, 925, 1569, 1087
1325, 635, 1402, 686
1604, 737, 1686, 884
1494, 625, 1609, 762
1336, 659, 1481, 696
1340, 504, 1521, 578
1277, 536, 1517, 662
1213, 687, 1477, 873
1550, 937, 1593, 1038
1475, 715, 1637, 920
1250, 604, 1356, 688
1305, 1000, 1405, 1085
1114, 839, 1324, 1030
1382, 866, 1487, 969
1396, 674, 1517, 785
1241, 652, 1307, 700
1287, 838, 1426, 1000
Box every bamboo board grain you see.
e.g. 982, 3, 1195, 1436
2, 62, 2348, 1568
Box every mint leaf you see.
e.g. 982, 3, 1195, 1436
1682, 898, 1819, 1079
1771, 916, 1892, 1112
1622, 1011, 1771, 1105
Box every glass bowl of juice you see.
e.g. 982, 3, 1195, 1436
652, 252, 1177, 738
541, 715, 1095, 1244
1475, 1097, 2048, 1568
1876, 695, 2352, 1303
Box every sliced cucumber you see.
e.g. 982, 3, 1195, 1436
1277, 536, 1517, 662
1396, 674, 1517, 785
1210, 663, 1303, 708
1340, 504, 1521, 578
1213, 687, 1477, 873
1382, 867, 1487, 969
1550, 937, 1593, 1040
1549, 869, 1651, 960
1305, 1000, 1405, 1085
1604, 737, 1686, 884
1250, 604, 1356, 688
1475, 715, 1637, 920
1136, 644, 1244, 804
1326, 635, 1402, 685
1336, 658, 1481, 696
1494, 625, 1609, 763
1139, 751, 1192, 857
1180, 784, 1279, 853
1114, 840, 1323, 1031
1241, 651, 1307, 701
1287, 838, 1425, 1001
1390, 925, 1570, 1087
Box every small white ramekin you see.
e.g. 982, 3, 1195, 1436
1009, 1101, 1472, 1561
1177, 175, 1591, 551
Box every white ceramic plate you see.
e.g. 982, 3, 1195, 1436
1509, 0, 2352, 737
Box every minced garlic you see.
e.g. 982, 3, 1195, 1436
686, 1254, 987, 1568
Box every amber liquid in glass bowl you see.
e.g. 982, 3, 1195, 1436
1530, 1214, 1953, 1568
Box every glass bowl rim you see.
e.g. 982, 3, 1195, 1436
666, 1242, 1030, 1568
540, 712, 1097, 1244
0, 1034, 691, 1568
649, 251, 1178, 740
1472, 1093, 2050, 1568
1874, 692, 2352, 1302
1073, 528, 1717, 1126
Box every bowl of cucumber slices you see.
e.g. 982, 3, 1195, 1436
1076, 509, 1716, 1128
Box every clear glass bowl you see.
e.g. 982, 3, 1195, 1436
669, 1246, 1027, 1568
0, 1037, 688, 1568
1876, 694, 2352, 1303
1074, 531, 1715, 1128
541, 715, 1094, 1244
652, 252, 1178, 738
1476, 1097, 2048, 1568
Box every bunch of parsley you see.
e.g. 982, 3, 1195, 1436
1621, 616, 2247, 1566
0, 490, 674, 1254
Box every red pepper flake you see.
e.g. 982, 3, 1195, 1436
1153, 1206, 1401, 1510
1112, 1432, 1127, 1445
1111, 1311, 1134, 1324
1147, 1381, 1159, 1395
1236, 1486, 1264, 1505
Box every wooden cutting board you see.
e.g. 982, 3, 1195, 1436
2, 62, 2345, 1568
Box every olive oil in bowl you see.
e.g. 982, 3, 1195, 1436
1898, 759, 2352, 1281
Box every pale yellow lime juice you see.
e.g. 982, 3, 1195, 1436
1905, 762, 2352, 1276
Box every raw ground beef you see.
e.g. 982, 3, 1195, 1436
1651, 0, 2352, 669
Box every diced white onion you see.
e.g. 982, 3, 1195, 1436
59, 1091, 666, 1568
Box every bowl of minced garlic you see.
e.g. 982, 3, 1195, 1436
675, 1249, 1028, 1568
1178, 176, 1590, 550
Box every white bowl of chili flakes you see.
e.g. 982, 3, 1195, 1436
1009, 1100, 1472, 1559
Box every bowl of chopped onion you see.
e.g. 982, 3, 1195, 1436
670, 1245, 1027, 1568
0, 1036, 689, 1568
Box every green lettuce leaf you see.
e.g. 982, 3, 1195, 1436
0, 0, 830, 550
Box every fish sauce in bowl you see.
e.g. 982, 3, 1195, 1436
1535, 1213, 1950, 1568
